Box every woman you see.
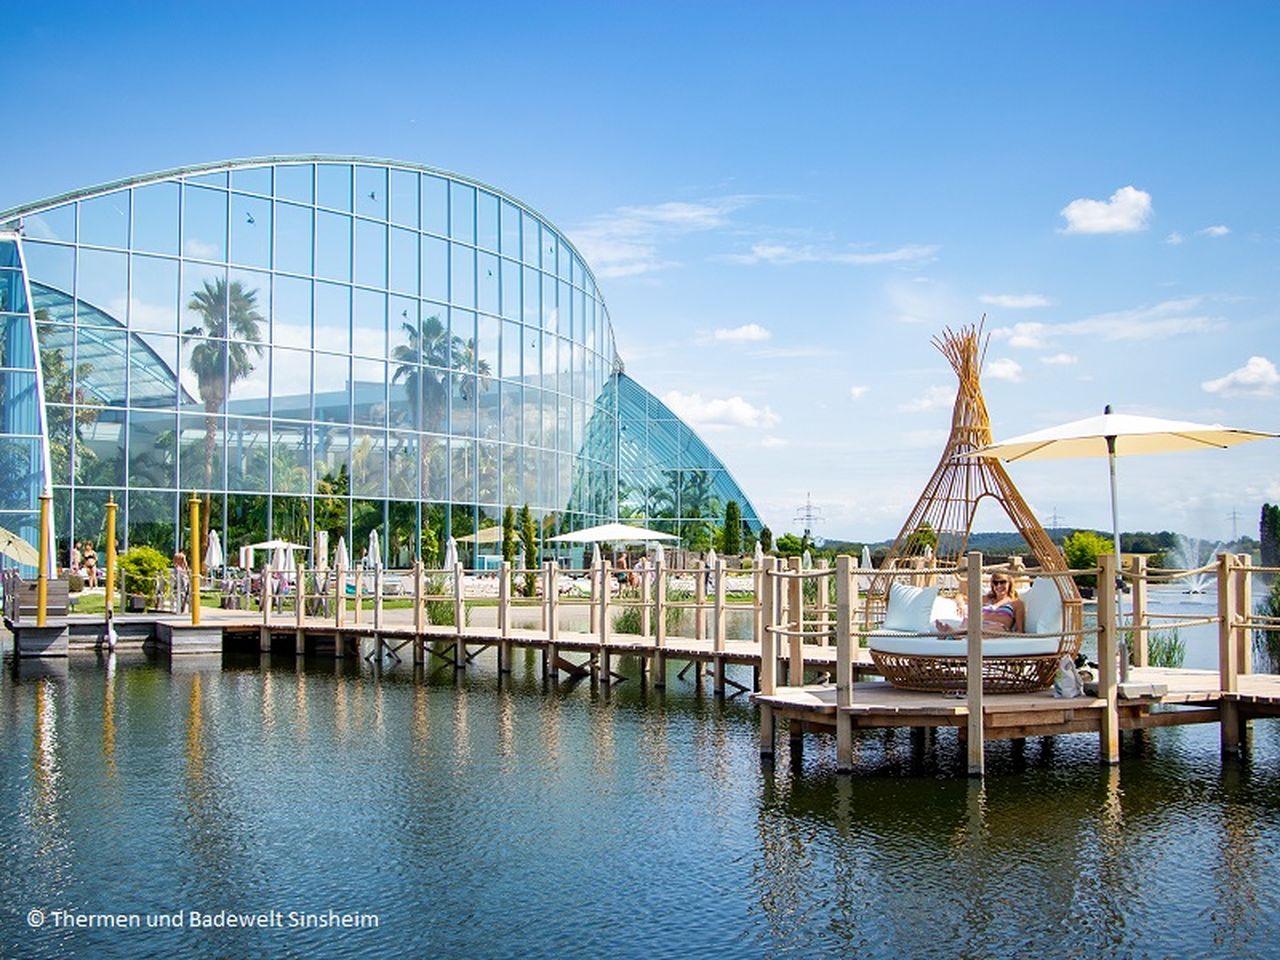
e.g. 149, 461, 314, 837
936, 573, 1025, 635
82, 541, 98, 589
173, 551, 190, 613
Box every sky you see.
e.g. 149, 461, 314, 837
4, 1, 1277, 544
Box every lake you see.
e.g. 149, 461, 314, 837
2, 584, 1278, 959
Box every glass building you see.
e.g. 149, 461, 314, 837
0, 157, 760, 569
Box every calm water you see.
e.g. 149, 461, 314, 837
3, 588, 1279, 959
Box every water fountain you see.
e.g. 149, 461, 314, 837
1165, 534, 1221, 593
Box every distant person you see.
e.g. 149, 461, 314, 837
82, 541, 98, 589
69, 543, 81, 575
173, 551, 190, 612
936, 574, 1025, 635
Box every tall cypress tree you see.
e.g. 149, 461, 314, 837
1262, 503, 1280, 569
722, 500, 742, 555
519, 504, 538, 597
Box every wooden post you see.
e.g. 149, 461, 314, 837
353, 563, 363, 624
497, 560, 511, 673
815, 558, 829, 646
411, 561, 424, 665
760, 557, 777, 696
965, 552, 985, 776
335, 562, 346, 629
188, 492, 201, 626
260, 563, 271, 653
599, 560, 611, 682
104, 494, 118, 617
541, 561, 553, 637
835, 555, 854, 772
653, 558, 667, 687
545, 561, 559, 678
695, 560, 707, 640
788, 556, 803, 687
1217, 553, 1240, 754
373, 563, 384, 632
589, 559, 600, 635
1236, 553, 1253, 676
1098, 553, 1120, 765
295, 562, 306, 654
1130, 555, 1148, 667
453, 561, 465, 669
35, 491, 50, 626
640, 559, 652, 638
753, 560, 764, 654
713, 559, 727, 652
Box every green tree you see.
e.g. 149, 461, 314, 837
905, 521, 938, 554
183, 279, 265, 551
776, 533, 805, 557
502, 505, 517, 564
760, 525, 773, 553
722, 500, 742, 555
1064, 529, 1114, 589
1261, 503, 1280, 569
519, 504, 539, 597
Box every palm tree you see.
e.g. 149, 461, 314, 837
451, 336, 492, 402
183, 278, 264, 549
391, 314, 451, 431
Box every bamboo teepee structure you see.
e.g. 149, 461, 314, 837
872, 323, 1078, 604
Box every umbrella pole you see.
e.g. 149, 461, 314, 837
1107, 435, 1128, 681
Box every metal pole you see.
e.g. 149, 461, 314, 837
36, 490, 50, 626
104, 494, 118, 617
188, 493, 201, 626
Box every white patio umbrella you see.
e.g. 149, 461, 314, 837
655, 542, 666, 566
801, 549, 812, 570
334, 535, 349, 571
368, 528, 381, 568
0, 526, 39, 567
860, 544, 873, 570
204, 529, 223, 571
754, 541, 765, 568
591, 542, 601, 566
443, 536, 459, 570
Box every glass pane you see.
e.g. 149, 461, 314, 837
22, 241, 74, 296
524, 325, 540, 383
181, 262, 227, 336
388, 432, 417, 500
451, 375, 476, 437
352, 217, 386, 288
390, 169, 418, 228
128, 410, 177, 488
422, 175, 448, 235
476, 314, 499, 382
271, 347, 312, 419
272, 275, 312, 348
314, 281, 351, 356
450, 182, 475, 243
389, 227, 418, 295
316, 211, 351, 281
274, 164, 313, 204
23, 203, 76, 243
477, 440, 498, 504
450, 438, 474, 500
129, 255, 179, 334
226, 416, 270, 491
78, 407, 124, 486
130, 333, 179, 408
421, 434, 447, 501
501, 321, 521, 381
477, 191, 498, 251
274, 201, 314, 276
522, 211, 540, 266
500, 381, 521, 444
179, 412, 223, 491
128, 489, 176, 553
476, 377, 498, 441
132, 183, 179, 254
182, 186, 227, 261
351, 431, 386, 496
500, 257, 519, 320
354, 166, 387, 220
272, 422, 310, 493
317, 163, 352, 211
450, 243, 474, 308
500, 200, 520, 257
224, 343, 269, 415
79, 191, 130, 249
228, 268, 270, 346
351, 288, 386, 358
314, 425, 349, 493
477, 251, 498, 315
501, 443, 520, 504
522, 266, 538, 325
227, 493, 268, 557
231, 165, 272, 195
272, 493, 310, 545
352, 358, 386, 426
421, 364, 448, 433
388, 328, 418, 430
230, 193, 272, 268
313, 353, 350, 422
421, 236, 447, 301
77, 249, 128, 324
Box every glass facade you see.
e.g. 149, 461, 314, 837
0, 157, 760, 567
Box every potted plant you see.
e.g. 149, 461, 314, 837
117, 545, 169, 612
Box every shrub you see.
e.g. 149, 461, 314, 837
1146, 629, 1186, 668
613, 605, 642, 635
1064, 530, 1113, 589
118, 545, 169, 600
64, 571, 84, 593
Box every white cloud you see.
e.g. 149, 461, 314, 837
723, 241, 939, 266
571, 196, 755, 278
979, 293, 1052, 309
1201, 356, 1279, 397
1059, 185, 1152, 234
1040, 352, 1078, 366
985, 358, 1023, 382
183, 238, 220, 259
661, 390, 780, 431
1165, 231, 1184, 245
1199, 224, 1230, 237
713, 323, 770, 343
849, 385, 869, 400
898, 385, 954, 413
760, 436, 789, 448
991, 297, 1223, 346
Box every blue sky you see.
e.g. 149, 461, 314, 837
6, 2, 1277, 542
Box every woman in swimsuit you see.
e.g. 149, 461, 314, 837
936, 573, 1025, 635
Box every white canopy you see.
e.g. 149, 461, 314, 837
548, 522, 679, 544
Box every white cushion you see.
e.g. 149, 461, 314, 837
882, 582, 939, 633
869, 635, 1061, 657
1021, 577, 1062, 635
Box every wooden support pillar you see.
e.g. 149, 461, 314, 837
373, 564, 384, 634
589, 559, 600, 635
752, 561, 764, 654
695, 560, 707, 641
640, 560, 652, 638
335, 563, 346, 630
599, 560, 612, 683
835, 555, 854, 771
353, 563, 363, 624
1235, 553, 1253, 676
1217, 553, 1241, 755
497, 560, 512, 673
713, 558, 727, 652
295, 562, 306, 655
759, 702, 775, 757
654, 558, 667, 688
1130, 555, 1148, 667
788, 556, 803, 687
815, 558, 829, 646
260, 564, 271, 653
413, 561, 424, 666
760, 557, 778, 696
546, 561, 559, 677
965, 552, 985, 776
1098, 553, 1120, 765
453, 561, 465, 669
